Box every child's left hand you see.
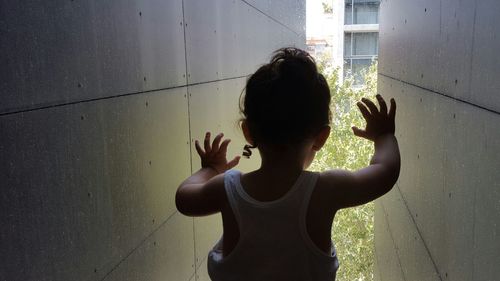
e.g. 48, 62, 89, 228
195, 132, 241, 174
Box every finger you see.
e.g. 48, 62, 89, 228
194, 140, 205, 156
352, 126, 368, 138
357, 102, 371, 121
219, 139, 231, 155
362, 98, 379, 115
376, 94, 388, 115
204, 132, 211, 154
227, 156, 241, 169
389, 98, 397, 120
211, 133, 224, 152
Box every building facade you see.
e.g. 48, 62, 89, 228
343, 0, 380, 85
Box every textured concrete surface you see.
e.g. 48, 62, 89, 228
0, 1, 304, 280
375, 1, 500, 280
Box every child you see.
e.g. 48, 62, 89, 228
176, 47, 400, 281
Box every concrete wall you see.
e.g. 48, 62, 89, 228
0, 1, 305, 280
374, 0, 500, 280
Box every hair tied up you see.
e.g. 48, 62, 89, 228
242, 144, 257, 158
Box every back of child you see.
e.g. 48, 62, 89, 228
176, 47, 400, 281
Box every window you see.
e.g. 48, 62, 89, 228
344, 31, 378, 85
345, 0, 380, 25
344, 33, 352, 56
352, 32, 378, 55
344, 32, 378, 57
345, 0, 353, 25
344, 58, 375, 85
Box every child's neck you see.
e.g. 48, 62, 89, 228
258, 146, 309, 174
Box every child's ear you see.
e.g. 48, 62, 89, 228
241, 120, 255, 146
312, 126, 331, 151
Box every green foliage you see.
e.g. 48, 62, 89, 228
322, 2, 333, 14
311, 54, 378, 281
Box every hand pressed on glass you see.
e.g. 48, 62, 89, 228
352, 94, 396, 141
195, 132, 240, 174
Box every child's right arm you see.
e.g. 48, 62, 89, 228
320, 95, 400, 209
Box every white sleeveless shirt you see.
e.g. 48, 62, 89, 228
208, 169, 339, 281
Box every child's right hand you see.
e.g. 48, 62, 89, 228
352, 95, 396, 141
194, 132, 241, 174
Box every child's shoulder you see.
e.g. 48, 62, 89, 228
315, 169, 352, 207
317, 169, 352, 189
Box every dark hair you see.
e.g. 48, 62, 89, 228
240, 47, 331, 148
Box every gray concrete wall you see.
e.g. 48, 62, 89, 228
0, 1, 305, 280
374, 1, 500, 280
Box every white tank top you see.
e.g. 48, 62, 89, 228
208, 169, 339, 281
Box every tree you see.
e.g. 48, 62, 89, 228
311, 54, 378, 281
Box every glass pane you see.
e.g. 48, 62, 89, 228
343, 58, 352, 81
344, 33, 352, 57
344, 0, 353, 25
353, 0, 380, 3
353, 32, 378, 56
353, 1, 380, 24
351, 58, 372, 84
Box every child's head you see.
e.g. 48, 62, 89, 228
240, 47, 331, 151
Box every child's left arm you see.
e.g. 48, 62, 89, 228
175, 132, 240, 216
